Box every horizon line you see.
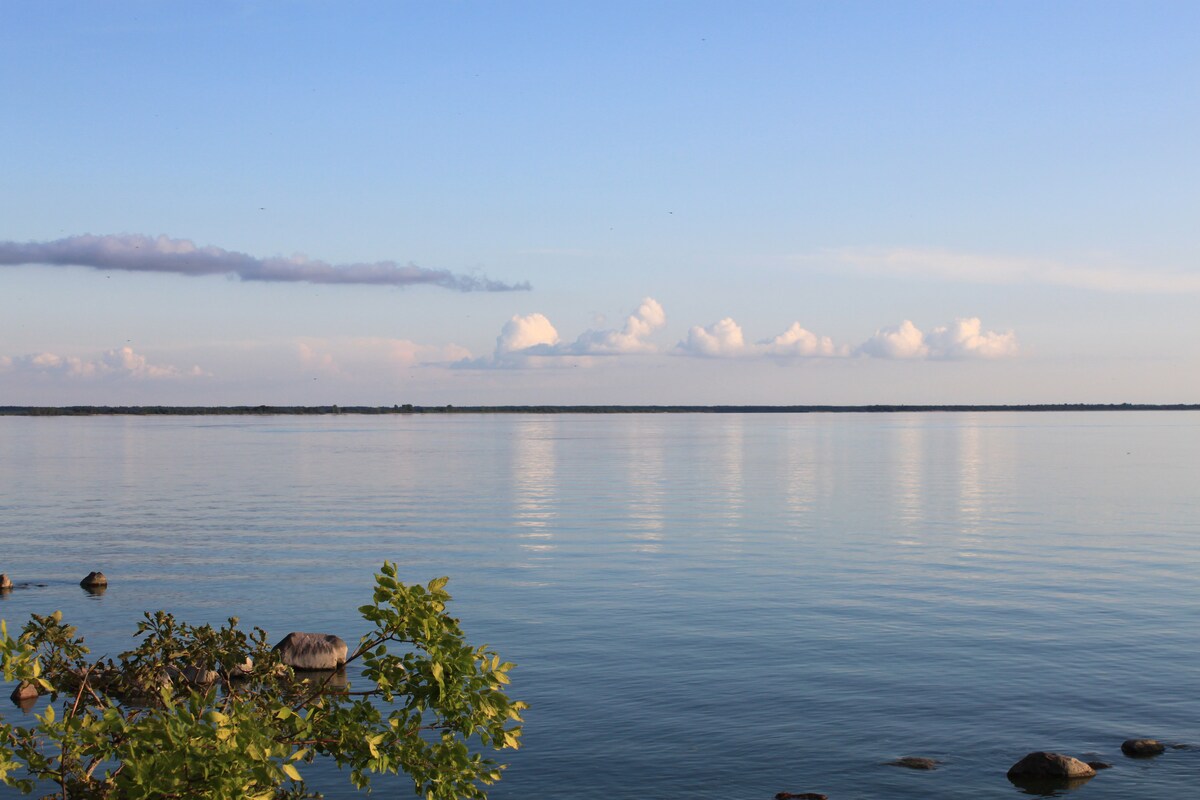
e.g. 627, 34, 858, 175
2, 403, 1199, 417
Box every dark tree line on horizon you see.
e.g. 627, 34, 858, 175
1, 403, 1198, 416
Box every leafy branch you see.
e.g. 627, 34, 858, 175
0, 563, 525, 799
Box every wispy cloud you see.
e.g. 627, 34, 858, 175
0, 347, 204, 379
0, 234, 531, 292
298, 337, 472, 375
811, 247, 1200, 293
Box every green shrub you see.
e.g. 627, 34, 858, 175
0, 563, 525, 799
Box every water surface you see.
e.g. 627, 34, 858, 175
1, 413, 1197, 798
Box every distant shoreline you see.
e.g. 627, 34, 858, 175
2, 403, 1199, 416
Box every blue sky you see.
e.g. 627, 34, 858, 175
2, 1, 1197, 404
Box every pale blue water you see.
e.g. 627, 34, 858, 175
0, 413, 1198, 799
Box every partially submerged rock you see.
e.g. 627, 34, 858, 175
0, 574, 13, 590
1121, 738, 1165, 757
1007, 751, 1096, 781
774, 793, 827, 800
273, 632, 348, 670
9, 681, 38, 704
1086, 761, 1112, 770
9, 681, 38, 712
886, 756, 939, 770
79, 571, 108, 588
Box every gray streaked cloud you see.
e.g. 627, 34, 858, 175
0, 234, 531, 292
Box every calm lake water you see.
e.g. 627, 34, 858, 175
1, 412, 1198, 799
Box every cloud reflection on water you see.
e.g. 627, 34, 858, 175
624, 418, 665, 553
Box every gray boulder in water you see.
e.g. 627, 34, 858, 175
273, 632, 349, 670
79, 571, 108, 588
1007, 752, 1096, 780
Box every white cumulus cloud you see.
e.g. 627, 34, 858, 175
463, 299, 667, 368
496, 313, 560, 355
760, 323, 841, 357
678, 318, 845, 359
568, 297, 666, 355
857, 320, 929, 359
857, 318, 1017, 360
677, 318, 747, 358
926, 317, 1019, 359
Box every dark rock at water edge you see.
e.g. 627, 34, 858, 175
885, 756, 939, 770
1121, 738, 1165, 757
1007, 752, 1097, 780
80, 571, 108, 588
1086, 761, 1112, 770
273, 632, 348, 670
775, 793, 827, 800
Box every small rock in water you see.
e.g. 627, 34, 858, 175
885, 756, 939, 770
79, 571, 108, 588
9, 681, 38, 704
1121, 738, 1165, 757
1007, 752, 1096, 780
273, 632, 348, 670
1086, 761, 1112, 770
774, 793, 827, 800
230, 657, 254, 678
0, 574, 13, 590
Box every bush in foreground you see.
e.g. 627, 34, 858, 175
0, 563, 525, 799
